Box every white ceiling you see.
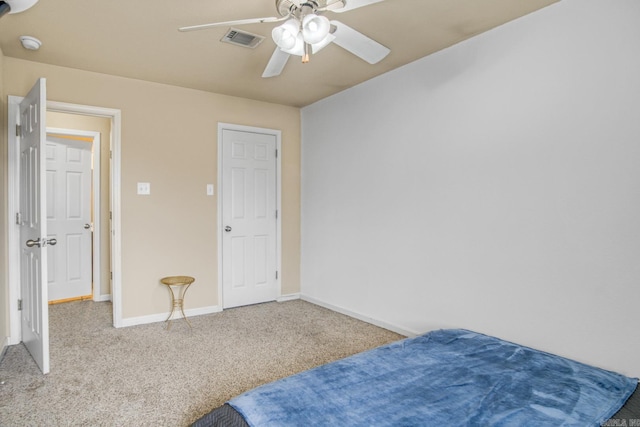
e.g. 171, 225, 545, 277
0, 0, 558, 107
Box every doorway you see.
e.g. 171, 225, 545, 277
46, 112, 112, 304
45, 127, 101, 303
7, 96, 124, 357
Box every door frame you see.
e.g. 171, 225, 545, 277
46, 127, 102, 302
217, 123, 282, 309
7, 98, 124, 344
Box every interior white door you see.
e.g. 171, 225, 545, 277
221, 129, 278, 308
46, 135, 93, 301
18, 78, 50, 374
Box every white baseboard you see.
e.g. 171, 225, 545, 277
277, 293, 300, 302
119, 305, 222, 328
118, 295, 300, 328
1, 337, 9, 363
300, 295, 419, 337
6, 332, 20, 346
93, 294, 112, 302
117, 295, 415, 336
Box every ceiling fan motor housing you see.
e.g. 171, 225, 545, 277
276, 0, 345, 17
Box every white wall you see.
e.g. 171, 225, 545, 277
301, 0, 640, 377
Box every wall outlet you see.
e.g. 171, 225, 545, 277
137, 182, 151, 195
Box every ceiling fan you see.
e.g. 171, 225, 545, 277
179, 0, 390, 78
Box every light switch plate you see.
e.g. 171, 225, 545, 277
207, 184, 214, 196
137, 182, 151, 195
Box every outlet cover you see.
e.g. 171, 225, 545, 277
137, 182, 151, 195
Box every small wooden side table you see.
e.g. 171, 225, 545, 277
160, 276, 195, 329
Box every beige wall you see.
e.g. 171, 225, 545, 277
2, 57, 301, 320
47, 112, 112, 298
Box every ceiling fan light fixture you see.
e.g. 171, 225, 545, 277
280, 31, 334, 58
272, 18, 300, 50
302, 14, 330, 44
4, 0, 38, 14
281, 33, 305, 56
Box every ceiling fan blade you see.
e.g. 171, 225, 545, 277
330, 20, 390, 64
179, 16, 286, 32
262, 48, 291, 78
330, 0, 384, 13
323, 0, 346, 11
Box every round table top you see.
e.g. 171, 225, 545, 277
160, 276, 195, 286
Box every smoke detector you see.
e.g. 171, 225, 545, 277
19, 35, 41, 50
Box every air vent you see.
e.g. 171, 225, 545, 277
221, 28, 265, 49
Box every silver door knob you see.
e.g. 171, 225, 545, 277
84, 223, 91, 230
225, 226, 232, 232
27, 238, 57, 247
26, 238, 42, 247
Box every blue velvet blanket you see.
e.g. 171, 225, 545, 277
229, 329, 637, 426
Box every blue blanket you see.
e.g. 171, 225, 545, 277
229, 329, 637, 426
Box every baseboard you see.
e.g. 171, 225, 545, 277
300, 295, 419, 337
277, 293, 300, 302
118, 296, 300, 328
93, 294, 112, 302
118, 295, 415, 335
119, 305, 222, 328
1, 337, 9, 364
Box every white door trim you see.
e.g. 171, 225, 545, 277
7, 99, 123, 343
7, 96, 21, 344
46, 127, 102, 302
217, 123, 282, 309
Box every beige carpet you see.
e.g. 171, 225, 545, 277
0, 299, 403, 426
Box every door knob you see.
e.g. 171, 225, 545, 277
84, 223, 91, 230
225, 226, 232, 232
26, 238, 57, 248
26, 238, 42, 248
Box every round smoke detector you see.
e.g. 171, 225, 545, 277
19, 35, 41, 50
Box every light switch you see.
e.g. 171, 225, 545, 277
207, 184, 214, 196
137, 182, 151, 195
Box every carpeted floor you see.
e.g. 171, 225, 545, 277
0, 299, 403, 426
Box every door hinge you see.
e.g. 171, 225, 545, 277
18, 299, 22, 311
276, 271, 279, 280
275, 210, 278, 219
16, 124, 21, 137
275, 149, 278, 158
16, 212, 22, 225
110, 272, 113, 280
